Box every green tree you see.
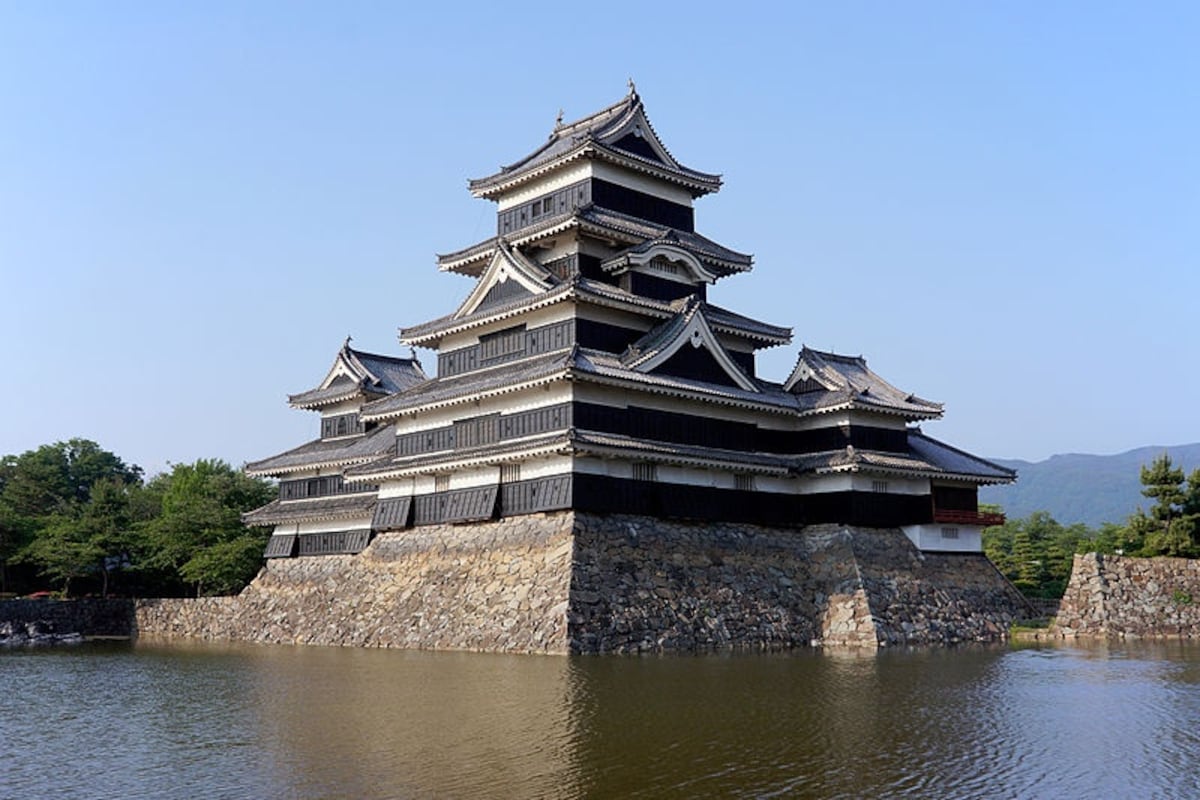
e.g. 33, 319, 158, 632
17, 477, 135, 597
984, 510, 1096, 598
1133, 454, 1199, 557
138, 460, 274, 596
0, 440, 141, 595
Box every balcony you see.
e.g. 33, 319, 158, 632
932, 508, 1006, 527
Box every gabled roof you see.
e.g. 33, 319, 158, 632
468, 88, 722, 200
436, 205, 752, 277
575, 348, 800, 414
785, 346, 943, 421
452, 239, 558, 320
621, 299, 759, 392
244, 423, 397, 477
288, 340, 426, 410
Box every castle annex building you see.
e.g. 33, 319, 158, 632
245, 88, 1012, 557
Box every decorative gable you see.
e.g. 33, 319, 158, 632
601, 104, 676, 167
288, 340, 425, 411
453, 240, 555, 320
785, 346, 943, 419
601, 240, 718, 285
622, 302, 758, 392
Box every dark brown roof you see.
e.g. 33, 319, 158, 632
402, 276, 786, 349
787, 347, 943, 420
907, 429, 1016, 484
361, 350, 575, 421
794, 430, 1014, 485
468, 90, 721, 199
347, 431, 572, 480
245, 424, 397, 476
571, 430, 793, 474
289, 342, 426, 410
436, 205, 751, 277
242, 493, 377, 527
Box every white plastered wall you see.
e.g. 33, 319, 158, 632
271, 517, 372, 537
901, 524, 983, 553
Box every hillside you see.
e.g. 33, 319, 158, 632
979, 444, 1200, 528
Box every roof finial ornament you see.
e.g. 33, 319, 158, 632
555, 108, 564, 128
627, 77, 637, 96
343, 334, 353, 349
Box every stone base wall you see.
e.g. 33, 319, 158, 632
135, 513, 574, 653
133, 512, 1029, 653
1053, 553, 1200, 638
0, 598, 134, 641
850, 530, 1032, 646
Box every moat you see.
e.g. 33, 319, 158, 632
4, 640, 1199, 798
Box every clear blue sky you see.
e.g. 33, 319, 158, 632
2, 3, 1197, 476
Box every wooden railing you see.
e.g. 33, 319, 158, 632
933, 509, 1006, 527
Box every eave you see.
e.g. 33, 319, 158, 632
569, 362, 799, 417
347, 433, 572, 482
436, 207, 751, 278
244, 452, 391, 479
360, 367, 571, 423
796, 400, 944, 423
469, 142, 722, 201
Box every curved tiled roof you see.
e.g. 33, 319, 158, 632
572, 430, 792, 475
574, 348, 799, 414
436, 205, 751, 277
289, 343, 426, 410
361, 350, 575, 421
907, 430, 1016, 484
402, 276, 786, 350
245, 424, 397, 476
347, 431, 573, 481
787, 346, 943, 421
242, 493, 377, 527
468, 90, 721, 199
795, 430, 1015, 485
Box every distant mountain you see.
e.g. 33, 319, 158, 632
979, 444, 1200, 528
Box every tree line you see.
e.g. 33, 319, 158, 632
0, 439, 274, 598
985, 454, 1200, 598
4, 440, 1197, 601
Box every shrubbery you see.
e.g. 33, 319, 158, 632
0, 439, 273, 597
985, 453, 1200, 598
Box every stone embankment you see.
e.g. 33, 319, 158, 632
1053, 553, 1200, 638
0, 599, 133, 646
133, 512, 1028, 653
137, 513, 574, 652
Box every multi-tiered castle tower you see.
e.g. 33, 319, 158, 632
238, 89, 1021, 651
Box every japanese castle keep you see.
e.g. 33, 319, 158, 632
223, 88, 1028, 653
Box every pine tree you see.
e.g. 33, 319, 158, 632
1135, 454, 1199, 557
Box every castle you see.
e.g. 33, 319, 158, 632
234, 88, 1023, 652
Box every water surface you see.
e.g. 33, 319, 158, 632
3, 640, 1199, 798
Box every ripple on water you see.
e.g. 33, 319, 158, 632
4, 641, 1200, 798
